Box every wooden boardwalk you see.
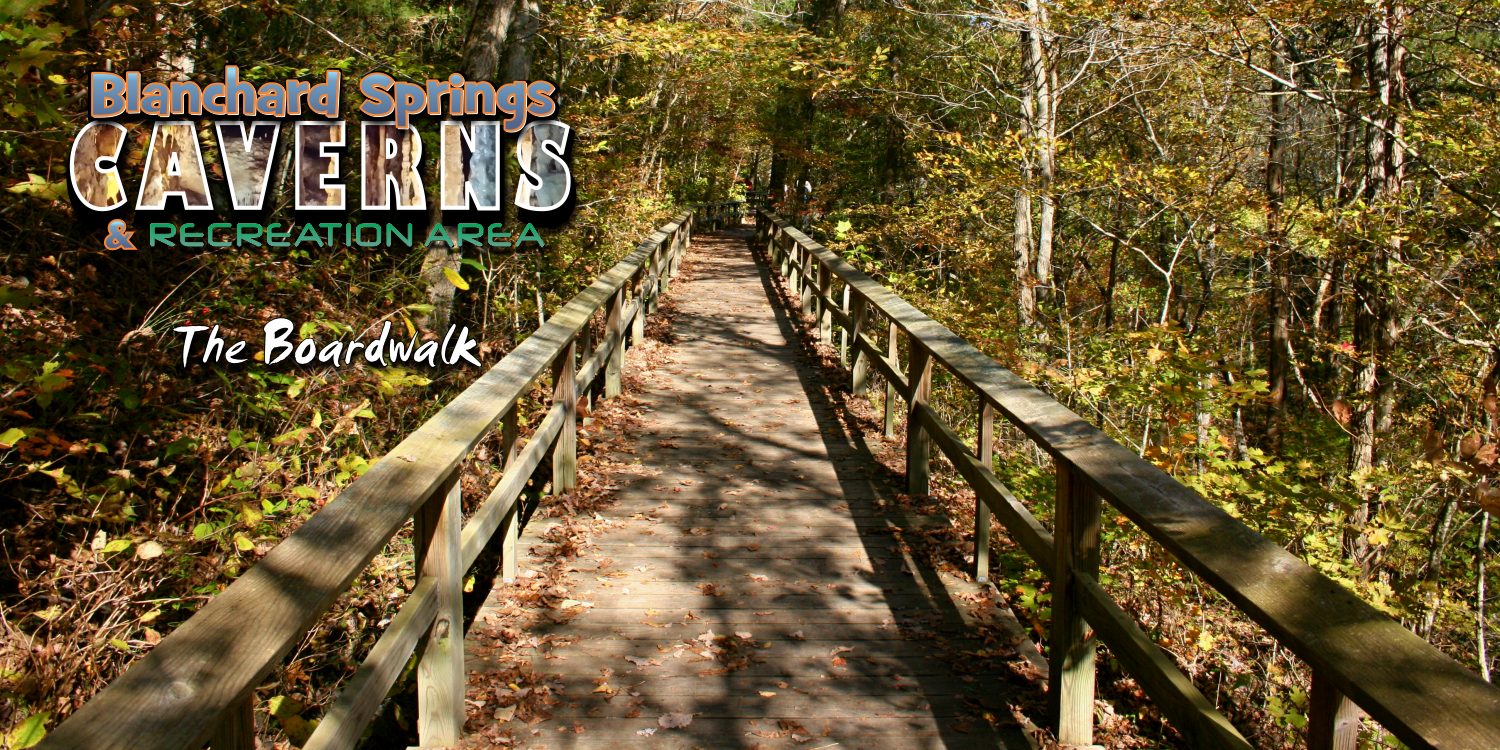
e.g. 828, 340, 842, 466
461, 228, 1037, 749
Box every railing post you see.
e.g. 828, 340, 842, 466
818, 266, 833, 341
850, 295, 870, 395
606, 288, 624, 399
632, 271, 646, 346
884, 320, 898, 439
905, 336, 933, 496
839, 286, 851, 368
1309, 670, 1361, 750
500, 406, 520, 583
1049, 458, 1101, 747
799, 251, 814, 314
778, 232, 790, 277
552, 339, 578, 492
648, 246, 662, 314
975, 398, 993, 584
414, 468, 464, 748
578, 320, 594, 413
209, 694, 255, 750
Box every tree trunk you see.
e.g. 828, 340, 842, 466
1346, 0, 1407, 577
1266, 33, 1292, 445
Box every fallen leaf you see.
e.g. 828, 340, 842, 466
830, 646, 854, 657
494, 705, 517, 722
735, 631, 753, 640
659, 712, 694, 729
636, 727, 657, 737
136, 541, 164, 559
758, 691, 777, 697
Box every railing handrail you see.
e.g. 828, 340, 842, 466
755, 209, 1500, 750
39, 206, 721, 749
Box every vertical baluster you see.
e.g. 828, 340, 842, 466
606, 288, 625, 399
647, 245, 661, 314
1309, 670, 1361, 750
414, 468, 464, 747
799, 250, 814, 314
209, 694, 255, 750
883, 319, 898, 439
1049, 458, 1101, 747
849, 295, 869, 395
578, 317, 594, 413
839, 286, 851, 368
500, 406, 520, 583
632, 272, 646, 348
975, 398, 994, 583
905, 337, 933, 496
552, 339, 578, 493
818, 265, 832, 341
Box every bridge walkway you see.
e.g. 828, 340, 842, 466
458, 227, 1040, 749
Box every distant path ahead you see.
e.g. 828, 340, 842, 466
461, 226, 1037, 749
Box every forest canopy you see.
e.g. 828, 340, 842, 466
1, 0, 1498, 745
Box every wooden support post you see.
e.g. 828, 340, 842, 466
1049, 458, 1101, 747
799, 252, 814, 314
648, 247, 662, 314
578, 321, 594, 412
209, 693, 255, 750
1309, 670, 1361, 750
976, 398, 994, 584
500, 407, 520, 583
632, 274, 646, 347
818, 266, 832, 341
414, 468, 464, 748
778, 234, 790, 277
850, 296, 870, 395
905, 337, 933, 496
606, 288, 624, 399
839, 286, 851, 368
552, 340, 578, 493
884, 320, 898, 439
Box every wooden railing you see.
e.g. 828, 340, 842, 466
755, 209, 1500, 750
38, 201, 743, 750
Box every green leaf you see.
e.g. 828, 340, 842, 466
461, 258, 487, 273
355, 408, 376, 419
298, 321, 319, 339
291, 486, 320, 499
234, 533, 255, 552
287, 377, 307, 398
0, 426, 25, 448
6, 174, 65, 202
192, 522, 214, 540
227, 430, 243, 449
442, 266, 470, 291
100, 538, 132, 554
118, 389, 141, 410
109, 638, 132, 650
8, 711, 50, 749
271, 428, 309, 446
163, 437, 198, 459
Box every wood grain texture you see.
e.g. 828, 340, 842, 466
757, 210, 1500, 750
463, 226, 1033, 750
303, 578, 438, 750
37, 211, 694, 750
1075, 576, 1253, 750
415, 471, 464, 747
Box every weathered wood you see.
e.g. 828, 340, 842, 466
757, 210, 1500, 750
606, 288, 624, 398
885, 319, 899, 439
976, 398, 993, 584
914, 402, 1054, 570
840, 285, 851, 367
1075, 576, 1252, 750
303, 578, 438, 750
208, 694, 255, 750
850, 294, 870, 396
36, 210, 701, 750
818, 264, 833, 341
552, 340, 578, 492
905, 337, 933, 496
1049, 459, 1100, 747
414, 470, 464, 747
1310, 669, 1362, 750
460, 403, 564, 570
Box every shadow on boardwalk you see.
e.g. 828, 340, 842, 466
457, 226, 1042, 750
